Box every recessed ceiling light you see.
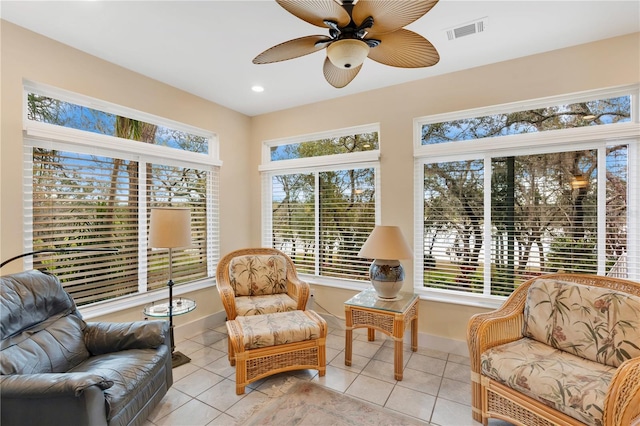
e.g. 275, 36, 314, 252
251, 85, 264, 93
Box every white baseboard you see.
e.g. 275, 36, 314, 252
174, 310, 227, 341
417, 333, 469, 357
176, 310, 469, 358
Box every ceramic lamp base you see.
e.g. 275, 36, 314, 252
369, 259, 405, 299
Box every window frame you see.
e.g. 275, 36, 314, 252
22, 82, 221, 318
413, 84, 640, 309
261, 124, 381, 290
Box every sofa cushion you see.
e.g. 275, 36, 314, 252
234, 294, 298, 317
482, 337, 615, 426
229, 254, 287, 296
1, 270, 79, 340
69, 346, 170, 422
1, 314, 90, 374
523, 278, 640, 367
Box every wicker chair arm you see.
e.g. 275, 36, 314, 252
467, 282, 531, 364
603, 357, 640, 426
287, 277, 310, 311
466, 279, 532, 424
468, 309, 525, 360
216, 280, 238, 320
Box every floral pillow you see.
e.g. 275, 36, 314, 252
523, 278, 640, 367
229, 255, 288, 296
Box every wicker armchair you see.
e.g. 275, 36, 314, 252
467, 273, 640, 426
216, 248, 310, 320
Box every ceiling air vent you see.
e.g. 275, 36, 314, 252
446, 17, 488, 41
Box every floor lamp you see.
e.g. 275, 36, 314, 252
149, 207, 192, 368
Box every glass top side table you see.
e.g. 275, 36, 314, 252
143, 298, 196, 367
344, 287, 419, 380
143, 298, 197, 317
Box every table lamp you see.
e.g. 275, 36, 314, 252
149, 207, 192, 367
358, 225, 413, 300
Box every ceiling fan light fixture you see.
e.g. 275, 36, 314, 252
327, 39, 369, 69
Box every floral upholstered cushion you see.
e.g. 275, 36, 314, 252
235, 310, 321, 350
482, 338, 615, 426
523, 278, 640, 367
228, 255, 287, 296
234, 294, 298, 317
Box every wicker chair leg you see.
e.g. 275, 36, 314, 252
471, 376, 484, 423
228, 336, 236, 366
235, 352, 247, 395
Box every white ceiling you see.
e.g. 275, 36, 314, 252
2, 0, 639, 117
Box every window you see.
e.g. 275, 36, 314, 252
261, 125, 380, 285
420, 95, 631, 145
24, 82, 220, 307
414, 86, 639, 307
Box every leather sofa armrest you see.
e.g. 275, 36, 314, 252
0, 372, 112, 397
1, 374, 111, 426
84, 320, 169, 355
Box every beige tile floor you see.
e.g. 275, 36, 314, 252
145, 314, 512, 426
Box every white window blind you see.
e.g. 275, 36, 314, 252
261, 124, 380, 284
418, 145, 635, 301
147, 163, 211, 291
29, 148, 216, 305
23, 82, 220, 307
268, 166, 377, 281
422, 160, 484, 293
31, 149, 140, 304
414, 85, 639, 305
318, 168, 376, 280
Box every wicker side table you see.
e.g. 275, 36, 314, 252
344, 288, 419, 380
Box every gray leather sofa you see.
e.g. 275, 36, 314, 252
0, 270, 173, 426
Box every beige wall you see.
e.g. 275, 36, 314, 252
250, 32, 640, 341
1, 20, 639, 343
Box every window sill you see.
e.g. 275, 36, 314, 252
300, 275, 506, 310
414, 287, 506, 310
298, 274, 370, 292
79, 277, 215, 320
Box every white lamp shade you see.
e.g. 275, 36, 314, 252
358, 226, 412, 260
327, 39, 370, 69
149, 208, 192, 249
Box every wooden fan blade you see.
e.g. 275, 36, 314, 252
253, 35, 332, 64
323, 57, 362, 88
367, 29, 439, 68
353, 0, 439, 35
276, 0, 350, 28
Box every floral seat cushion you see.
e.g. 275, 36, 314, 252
234, 293, 298, 317
523, 278, 640, 367
234, 310, 322, 350
482, 337, 615, 426
229, 255, 288, 296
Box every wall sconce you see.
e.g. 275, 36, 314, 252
571, 174, 589, 190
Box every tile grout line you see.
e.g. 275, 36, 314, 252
152, 324, 477, 426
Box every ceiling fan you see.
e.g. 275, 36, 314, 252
253, 0, 441, 88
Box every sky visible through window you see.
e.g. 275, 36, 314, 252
270, 132, 378, 161
421, 96, 631, 145
27, 93, 209, 154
